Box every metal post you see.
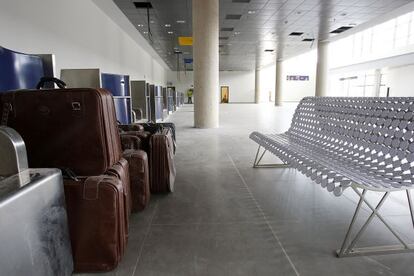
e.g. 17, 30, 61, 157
345, 192, 389, 254
338, 188, 366, 257
406, 189, 414, 230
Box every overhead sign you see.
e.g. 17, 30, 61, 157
184, 58, 193, 64
287, 75, 309, 81
178, 36, 193, 46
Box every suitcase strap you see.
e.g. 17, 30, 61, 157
83, 175, 106, 200
1, 103, 12, 126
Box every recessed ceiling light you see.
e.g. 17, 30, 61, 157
165, 24, 171, 27
247, 10, 256, 14
289, 32, 304, 36
176, 20, 186, 24
143, 31, 148, 34
234, 32, 241, 35
330, 26, 353, 34
137, 24, 144, 27
168, 31, 174, 34
150, 20, 155, 24
226, 14, 242, 20
133, 2, 153, 9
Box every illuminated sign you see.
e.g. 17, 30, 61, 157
178, 37, 193, 46
287, 75, 309, 81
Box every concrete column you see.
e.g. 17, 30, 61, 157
254, 68, 261, 103
373, 69, 382, 97
275, 59, 283, 106
315, 40, 329, 97
193, 0, 219, 128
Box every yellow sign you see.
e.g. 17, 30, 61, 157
178, 36, 193, 46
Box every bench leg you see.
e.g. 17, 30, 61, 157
253, 145, 290, 168
337, 187, 414, 257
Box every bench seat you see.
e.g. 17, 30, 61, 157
250, 97, 414, 195
250, 131, 412, 195
250, 97, 414, 257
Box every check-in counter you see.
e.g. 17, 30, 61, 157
0, 127, 73, 276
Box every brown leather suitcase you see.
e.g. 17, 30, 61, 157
0, 84, 130, 272
123, 130, 151, 153
107, 158, 131, 234
64, 174, 126, 272
150, 128, 176, 193
119, 123, 144, 132
123, 149, 150, 211
120, 134, 142, 150
0, 88, 122, 176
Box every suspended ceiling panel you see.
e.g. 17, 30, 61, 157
113, 0, 413, 71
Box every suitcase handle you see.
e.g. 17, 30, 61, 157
36, 77, 67, 89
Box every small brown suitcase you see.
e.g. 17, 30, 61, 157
150, 128, 176, 193
64, 174, 126, 272
123, 149, 150, 211
120, 134, 142, 150
107, 158, 131, 234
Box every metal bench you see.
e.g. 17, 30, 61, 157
250, 97, 414, 257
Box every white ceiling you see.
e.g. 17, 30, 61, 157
113, 0, 414, 71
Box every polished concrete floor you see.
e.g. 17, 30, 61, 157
81, 103, 414, 276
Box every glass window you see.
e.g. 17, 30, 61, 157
329, 11, 414, 68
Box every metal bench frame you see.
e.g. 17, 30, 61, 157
250, 97, 414, 257
253, 146, 290, 168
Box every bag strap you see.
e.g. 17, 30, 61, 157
60, 168, 80, 181
36, 77, 67, 89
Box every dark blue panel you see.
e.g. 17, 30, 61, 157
113, 98, 132, 124
0, 46, 44, 91
101, 73, 130, 96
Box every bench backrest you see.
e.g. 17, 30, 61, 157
288, 97, 414, 187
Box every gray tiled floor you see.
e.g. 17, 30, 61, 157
80, 103, 414, 276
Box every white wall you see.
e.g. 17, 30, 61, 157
385, 65, 414, 96
168, 71, 194, 94
260, 65, 276, 102
279, 50, 317, 102
220, 71, 255, 103
0, 0, 170, 85
167, 50, 318, 104
167, 70, 256, 103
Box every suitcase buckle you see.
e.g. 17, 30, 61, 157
71, 102, 81, 111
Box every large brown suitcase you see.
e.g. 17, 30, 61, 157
123, 149, 150, 211
150, 128, 176, 193
0, 88, 122, 176
64, 174, 126, 272
0, 85, 129, 272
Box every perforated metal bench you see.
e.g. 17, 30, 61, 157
250, 97, 414, 257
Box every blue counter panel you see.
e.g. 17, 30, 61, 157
113, 98, 132, 124
101, 73, 130, 96
0, 46, 44, 91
